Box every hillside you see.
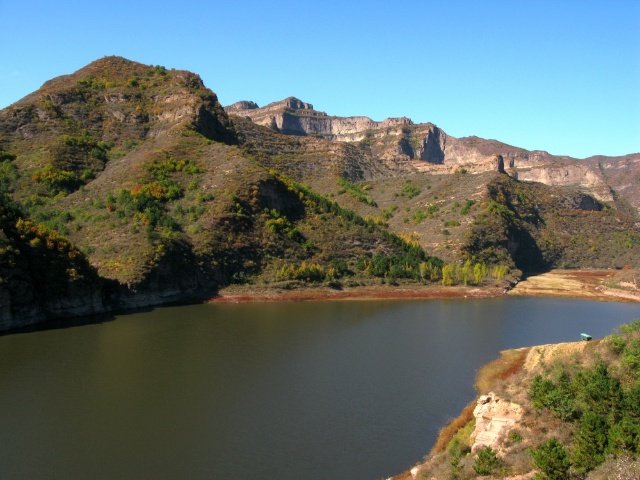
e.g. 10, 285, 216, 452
228, 103, 640, 270
402, 320, 640, 479
0, 57, 446, 329
1, 56, 639, 329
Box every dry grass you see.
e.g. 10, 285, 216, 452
475, 347, 529, 394
428, 399, 477, 455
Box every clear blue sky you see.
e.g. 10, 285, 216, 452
1, 0, 638, 158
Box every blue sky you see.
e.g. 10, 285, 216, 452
1, 0, 638, 158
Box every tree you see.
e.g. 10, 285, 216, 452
531, 438, 571, 480
572, 411, 608, 474
473, 446, 500, 476
442, 264, 454, 286
607, 416, 640, 455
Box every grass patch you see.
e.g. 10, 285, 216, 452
475, 348, 528, 393
429, 400, 477, 455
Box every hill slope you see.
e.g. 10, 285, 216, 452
1, 56, 639, 329
0, 57, 446, 329
405, 320, 640, 479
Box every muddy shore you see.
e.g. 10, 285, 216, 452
211, 283, 504, 303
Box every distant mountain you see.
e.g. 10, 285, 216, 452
225, 96, 640, 268
0, 56, 638, 329
226, 96, 640, 211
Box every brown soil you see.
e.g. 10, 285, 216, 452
508, 269, 638, 302
211, 283, 504, 303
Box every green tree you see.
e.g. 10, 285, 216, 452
607, 416, 640, 455
442, 264, 454, 286
572, 411, 608, 474
473, 446, 500, 476
531, 438, 571, 480
473, 262, 486, 284
574, 362, 623, 422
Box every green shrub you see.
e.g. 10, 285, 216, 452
32, 164, 82, 195
460, 199, 475, 215
531, 438, 571, 480
473, 446, 499, 475
144, 157, 203, 178
265, 209, 303, 242
399, 184, 421, 199
337, 177, 376, 206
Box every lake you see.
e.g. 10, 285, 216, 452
1, 296, 639, 479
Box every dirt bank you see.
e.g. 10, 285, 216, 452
211, 283, 505, 303
508, 269, 640, 302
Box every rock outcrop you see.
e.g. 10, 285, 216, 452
226, 96, 413, 141
470, 392, 522, 455
511, 163, 613, 201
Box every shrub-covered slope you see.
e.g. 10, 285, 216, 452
0, 57, 446, 329
413, 320, 640, 479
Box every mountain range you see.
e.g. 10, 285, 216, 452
1, 56, 639, 330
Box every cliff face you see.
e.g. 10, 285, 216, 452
227, 97, 413, 141
226, 97, 637, 208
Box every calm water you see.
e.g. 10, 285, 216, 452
1, 297, 640, 479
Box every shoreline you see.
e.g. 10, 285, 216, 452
210, 283, 505, 304
210, 270, 640, 305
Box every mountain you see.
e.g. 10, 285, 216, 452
226, 97, 640, 268
0, 56, 639, 329
225, 96, 638, 209
0, 57, 441, 329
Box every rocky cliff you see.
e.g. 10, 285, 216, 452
227, 96, 413, 141
226, 97, 637, 208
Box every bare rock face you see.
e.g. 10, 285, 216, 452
226, 100, 258, 111
225, 97, 413, 141
512, 164, 613, 201
418, 127, 446, 164
225, 96, 637, 211
470, 392, 522, 455
492, 154, 506, 174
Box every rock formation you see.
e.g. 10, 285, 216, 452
470, 392, 522, 455
225, 97, 636, 208
226, 96, 413, 141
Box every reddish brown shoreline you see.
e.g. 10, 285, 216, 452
210, 284, 505, 304
210, 270, 640, 304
